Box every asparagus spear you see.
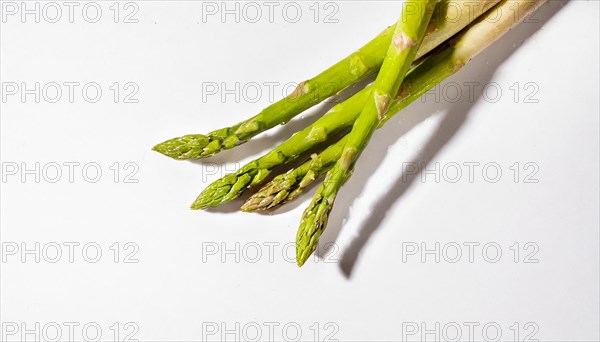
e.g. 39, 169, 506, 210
153, 0, 500, 160
241, 42, 463, 212
295, 0, 549, 266
191, 0, 501, 210
297, 0, 438, 266
240, 141, 343, 212
192, 31, 449, 211
190, 89, 371, 210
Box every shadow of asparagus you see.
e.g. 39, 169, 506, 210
317, 0, 568, 278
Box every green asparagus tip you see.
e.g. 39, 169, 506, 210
191, 173, 255, 210
190, 175, 236, 210
190, 192, 215, 210
190, 196, 209, 210
239, 197, 265, 212
153, 134, 212, 160
296, 193, 332, 267
241, 175, 290, 212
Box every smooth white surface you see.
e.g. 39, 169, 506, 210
1, 1, 598, 341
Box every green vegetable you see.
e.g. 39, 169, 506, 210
296, 0, 438, 266
292, 0, 548, 266
153, 0, 500, 160
156, 0, 548, 269
190, 0, 504, 210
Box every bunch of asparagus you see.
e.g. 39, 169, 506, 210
154, 0, 547, 266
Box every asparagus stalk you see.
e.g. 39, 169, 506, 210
153, 0, 500, 160
294, 0, 549, 266
240, 142, 343, 212
190, 0, 502, 210
190, 89, 371, 210
242, 41, 456, 212
192, 38, 444, 210
297, 0, 438, 266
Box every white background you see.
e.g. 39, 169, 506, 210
1, 1, 599, 341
